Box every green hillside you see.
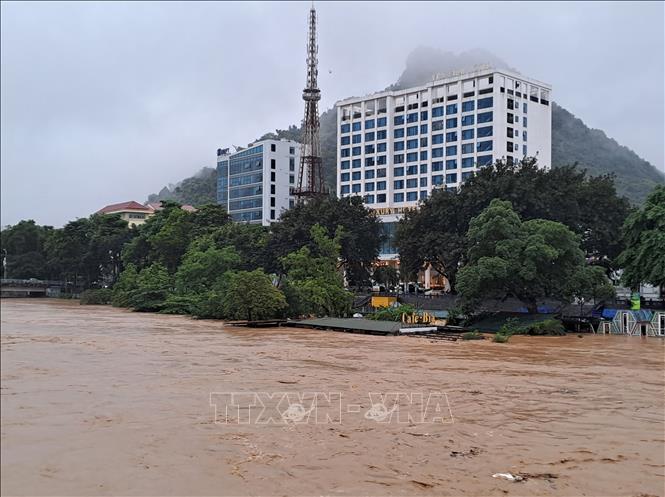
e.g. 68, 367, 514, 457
147, 48, 663, 205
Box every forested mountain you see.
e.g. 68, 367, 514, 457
147, 47, 663, 205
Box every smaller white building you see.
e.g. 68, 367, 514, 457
216, 139, 301, 226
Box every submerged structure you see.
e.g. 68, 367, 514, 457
294, 4, 325, 201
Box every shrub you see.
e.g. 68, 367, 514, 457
367, 304, 416, 321
80, 288, 113, 305
528, 319, 566, 336
499, 317, 525, 336
159, 295, 198, 315
462, 331, 484, 340
493, 332, 511, 343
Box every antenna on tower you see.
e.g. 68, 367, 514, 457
294, 3, 326, 203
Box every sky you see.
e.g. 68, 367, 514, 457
1, 1, 664, 227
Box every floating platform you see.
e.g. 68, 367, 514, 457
287, 317, 437, 336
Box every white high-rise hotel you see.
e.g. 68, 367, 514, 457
336, 67, 552, 259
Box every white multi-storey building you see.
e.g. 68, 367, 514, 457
335, 67, 552, 260
216, 139, 301, 225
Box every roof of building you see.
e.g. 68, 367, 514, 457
97, 201, 154, 214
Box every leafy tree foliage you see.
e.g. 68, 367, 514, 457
220, 270, 287, 321
616, 185, 665, 289
270, 196, 382, 287
567, 265, 616, 316
0, 220, 53, 279
456, 199, 590, 313
280, 225, 352, 317
127, 263, 172, 312
372, 265, 400, 289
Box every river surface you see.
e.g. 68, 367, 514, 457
1, 299, 664, 496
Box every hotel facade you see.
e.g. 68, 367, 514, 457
216, 139, 301, 226
335, 67, 552, 262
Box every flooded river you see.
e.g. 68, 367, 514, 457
1, 299, 664, 496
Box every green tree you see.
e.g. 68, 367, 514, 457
616, 185, 665, 289
0, 220, 53, 279
281, 225, 352, 317
270, 196, 382, 287
174, 236, 240, 294
372, 265, 400, 289
457, 199, 587, 313
129, 263, 172, 312
210, 223, 273, 272
112, 264, 139, 307
567, 265, 616, 318
221, 269, 287, 321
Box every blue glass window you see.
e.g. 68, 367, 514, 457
407, 126, 418, 136
462, 157, 474, 168
462, 100, 475, 112
446, 145, 457, 156
341, 185, 350, 194
523, 117, 528, 128
406, 152, 418, 162
365, 182, 375, 191
421, 111, 428, 121
420, 190, 428, 200
432, 175, 444, 186
352, 171, 361, 181
477, 97, 493, 109
394, 141, 405, 151
365, 119, 375, 129
352, 134, 362, 144
406, 165, 418, 175
394, 115, 404, 126
406, 139, 418, 149
365, 132, 375, 141
341, 123, 350, 134
377, 181, 387, 190
407, 112, 418, 123
523, 131, 527, 141
341, 136, 350, 146
446, 118, 458, 129
365, 194, 375, 204
352, 122, 361, 131
477, 111, 493, 123
432, 161, 444, 172
341, 160, 350, 170
420, 177, 428, 187
377, 193, 386, 202
420, 124, 428, 134
352, 146, 361, 156
432, 120, 444, 131
365, 170, 375, 179
406, 178, 418, 188
462, 171, 473, 181
352, 159, 361, 168
377, 168, 386, 177
377, 156, 387, 165
341, 173, 350, 182
446, 103, 458, 114
420, 151, 428, 160
446, 132, 458, 142
365, 144, 375, 154
377, 142, 387, 152
446, 159, 457, 170
432, 106, 444, 117
432, 134, 444, 144
394, 192, 404, 203
523, 145, 527, 156
394, 128, 405, 138
420, 164, 428, 174
432, 147, 444, 158
477, 126, 493, 137
515, 115, 519, 123
394, 180, 404, 189
477, 141, 493, 152
420, 137, 428, 147
461, 115, 475, 126
406, 191, 418, 202
377, 117, 387, 127
352, 183, 361, 193
341, 148, 350, 158
461, 143, 473, 154
523, 103, 527, 114
394, 167, 404, 177
446, 173, 458, 183
394, 154, 404, 164
462, 129, 474, 140
477, 155, 493, 166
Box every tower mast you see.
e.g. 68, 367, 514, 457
295, 3, 325, 202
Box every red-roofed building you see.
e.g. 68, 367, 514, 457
96, 201, 155, 226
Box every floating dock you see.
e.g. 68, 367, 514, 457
287, 317, 437, 336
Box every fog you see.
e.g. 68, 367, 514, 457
1, 1, 663, 227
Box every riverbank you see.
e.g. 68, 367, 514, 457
1, 299, 664, 496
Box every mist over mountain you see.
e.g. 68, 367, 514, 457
148, 47, 664, 206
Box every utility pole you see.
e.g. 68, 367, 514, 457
294, 3, 326, 202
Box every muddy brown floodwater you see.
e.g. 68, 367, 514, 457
1, 299, 664, 497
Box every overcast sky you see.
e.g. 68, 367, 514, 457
2, 1, 664, 227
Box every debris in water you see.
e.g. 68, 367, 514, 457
492, 473, 524, 482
